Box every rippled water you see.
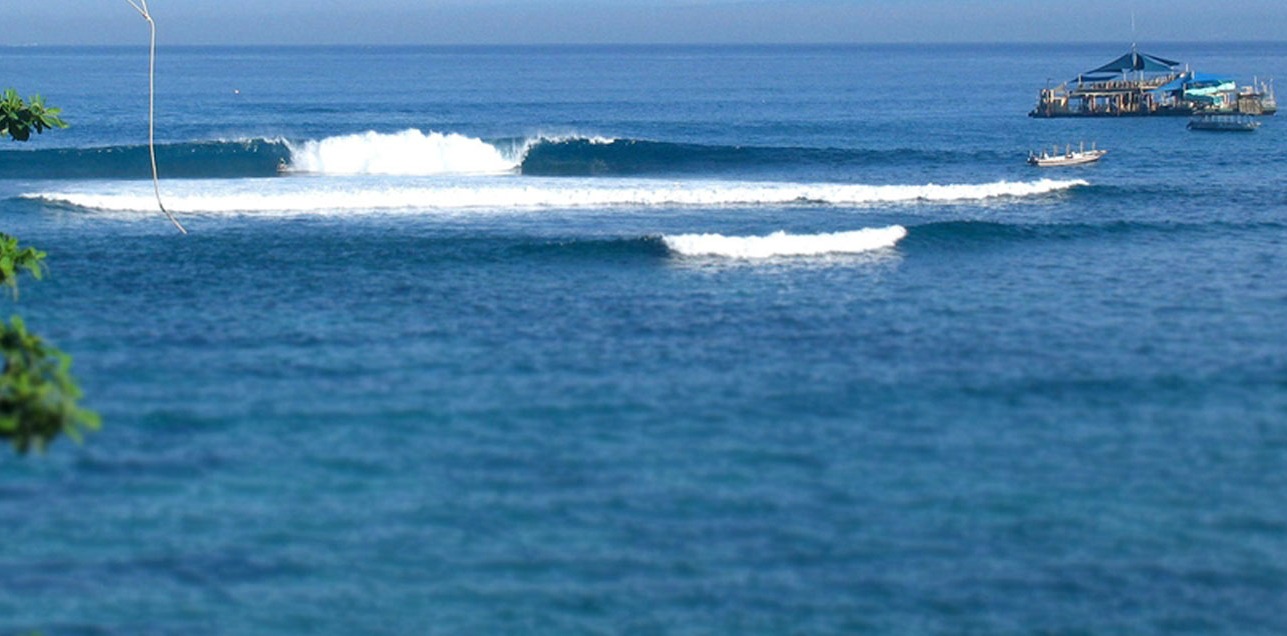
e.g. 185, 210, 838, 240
2, 44, 1285, 635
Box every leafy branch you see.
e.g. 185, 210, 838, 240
0, 89, 68, 142
0, 316, 100, 454
1, 90, 96, 456
0, 236, 97, 455
0, 233, 47, 300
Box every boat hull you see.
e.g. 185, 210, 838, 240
1027, 149, 1107, 167
1032, 106, 1277, 118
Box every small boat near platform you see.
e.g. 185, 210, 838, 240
1028, 142, 1107, 167
1187, 114, 1262, 132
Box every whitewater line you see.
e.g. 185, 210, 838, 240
23, 177, 1087, 214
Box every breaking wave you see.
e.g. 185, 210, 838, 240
284, 132, 1024, 177
663, 226, 907, 258
3, 129, 1053, 180
285, 129, 519, 175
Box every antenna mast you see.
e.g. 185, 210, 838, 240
1131, 10, 1137, 50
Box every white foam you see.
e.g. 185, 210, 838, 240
23, 177, 1086, 215
535, 133, 617, 145
286, 129, 518, 175
663, 226, 907, 258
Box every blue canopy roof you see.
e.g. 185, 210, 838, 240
1086, 50, 1181, 75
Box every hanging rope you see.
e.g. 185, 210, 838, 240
126, 0, 187, 234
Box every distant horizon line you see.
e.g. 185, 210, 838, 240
5, 40, 1287, 49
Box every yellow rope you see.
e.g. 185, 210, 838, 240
126, 0, 187, 234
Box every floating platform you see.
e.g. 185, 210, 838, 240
1030, 49, 1276, 118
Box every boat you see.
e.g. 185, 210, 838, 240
1030, 47, 1277, 118
1028, 142, 1107, 167
1187, 113, 1262, 131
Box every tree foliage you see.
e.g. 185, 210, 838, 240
0, 234, 98, 454
0, 316, 100, 454
1, 89, 68, 142
0, 94, 96, 454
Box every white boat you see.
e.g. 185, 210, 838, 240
1028, 142, 1107, 167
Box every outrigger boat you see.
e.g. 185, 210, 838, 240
1028, 142, 1107, 167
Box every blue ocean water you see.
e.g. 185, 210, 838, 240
1, 43, 1286, 634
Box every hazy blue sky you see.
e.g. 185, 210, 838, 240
3, 1, 1285, 46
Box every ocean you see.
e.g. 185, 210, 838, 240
1, 43, 1285, 634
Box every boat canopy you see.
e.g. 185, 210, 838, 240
1086, 50, 1181, 75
